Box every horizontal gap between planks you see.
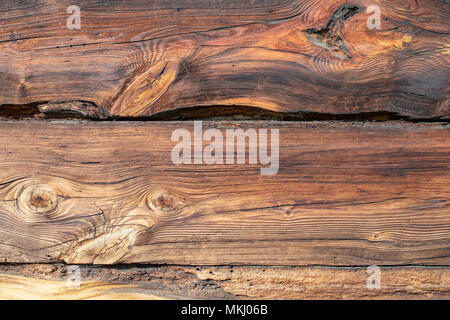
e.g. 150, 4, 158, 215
0, 102, 448, 123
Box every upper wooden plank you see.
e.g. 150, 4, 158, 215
0, 120, 448, 265
0, 0, 448, 118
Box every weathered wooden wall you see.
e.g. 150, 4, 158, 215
0, 0, 449, 300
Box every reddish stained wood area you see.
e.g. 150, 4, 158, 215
0, 0, 448, 118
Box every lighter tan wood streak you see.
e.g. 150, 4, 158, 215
1, 265, 449, 299
0, 274, 166, 300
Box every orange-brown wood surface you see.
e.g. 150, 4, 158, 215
0, 0, 449, 118
0, 120, 448, 265
0, 0, 449, 300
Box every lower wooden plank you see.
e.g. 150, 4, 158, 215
0, 120, 449, 265
0, 264, 448, 300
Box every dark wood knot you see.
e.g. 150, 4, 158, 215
17, 185, 58, 216
146, 191, 181, 214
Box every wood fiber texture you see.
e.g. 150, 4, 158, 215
0, 120, 448, 265
0, 264, 449, 300
0, 0, 448, 119
0, 0, 449, 300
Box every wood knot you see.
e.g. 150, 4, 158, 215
370, 232, 381, 241
146, 191, 182, 214
17, 185, 58, 216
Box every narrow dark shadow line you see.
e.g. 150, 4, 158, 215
0, 102, 448, 123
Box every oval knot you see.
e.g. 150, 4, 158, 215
17, 185, 58, 216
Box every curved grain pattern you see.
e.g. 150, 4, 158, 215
0, 120, 448, 265
0, 0, 448, 118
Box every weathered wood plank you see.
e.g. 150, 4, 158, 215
0, 0, 448, 118
0, 120, 448, 265
1, 264, 449, 299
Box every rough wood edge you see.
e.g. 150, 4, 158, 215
0, 264, 449, 300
